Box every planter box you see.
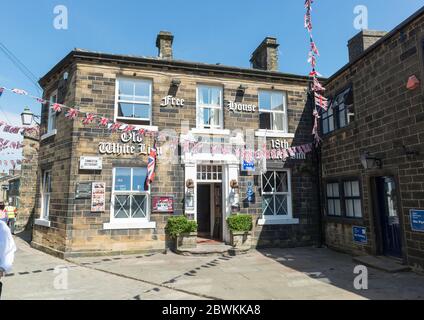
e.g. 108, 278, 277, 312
176, 232, 197, 250
230, 231, 252, 248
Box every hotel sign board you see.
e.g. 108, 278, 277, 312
80, 156, 103, 170
410, 209, 424, 233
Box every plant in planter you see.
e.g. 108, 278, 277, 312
165, 216, 198, 250
227, 214, 253, 249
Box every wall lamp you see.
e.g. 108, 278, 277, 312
21, 107, 40, 126
360, 152, 382, 170
171, 79, 181, 87
238, 85, 248, 92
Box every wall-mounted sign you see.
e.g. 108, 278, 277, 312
410, 209, 424, 233
153, 196, 174, 213
75, 182, 92, 199
160, 95, 185, 107
227, 101, 256, 113
99, 132, 160, 156
80, 156, 103, 170
242, 160, 255, 172
352, 226, 367, 244
91, 182, 106, 212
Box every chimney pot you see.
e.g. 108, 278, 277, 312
250, 37, 279, 71
156, 31, 174, 60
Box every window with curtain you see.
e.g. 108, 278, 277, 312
196, 85, 223, 129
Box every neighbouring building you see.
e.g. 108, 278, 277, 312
32, 32, 320, 258
320, 7, 424, 271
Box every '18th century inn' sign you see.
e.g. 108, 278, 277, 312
99, 132, 159, 156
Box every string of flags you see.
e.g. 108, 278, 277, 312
304, 0, 326, 145
0, 86, 159, 138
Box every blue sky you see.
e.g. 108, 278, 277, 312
0, 0, 423, 170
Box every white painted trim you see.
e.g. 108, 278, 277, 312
34, 219, 51, 227
255, 130, 295, 138
258, 218, 299, 225
103, 221, 156, 230
41, 129, 57, 141
190, 128, 230, 136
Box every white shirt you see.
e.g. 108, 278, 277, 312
0, 220, 16, 273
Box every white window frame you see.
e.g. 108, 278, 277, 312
109, 167, 151, 225
114, 78, 152, 124
47, 90, 57, 134
258, 90, 288, 133
196, 85, 223, 130
260, 170, 297, 225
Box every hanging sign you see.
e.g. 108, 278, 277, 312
410, 209, 424, 233
80, 156, 103, 170
91, 182, 106, 212
352, 226, 367, 244
153, 196, 174, 213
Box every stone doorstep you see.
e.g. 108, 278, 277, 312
353, 255, 411, 273
176, 244, 251, 256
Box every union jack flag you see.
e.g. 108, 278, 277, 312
314, 92, 328, 111
82, 113, 95, 125
11, 88, 28, 95
0, 87, 4, 97
65, 108, 79, 119
145, 140, 157, 189
99, 117, 109, 127
310, 37, 319, 56
312, 77, 326, 92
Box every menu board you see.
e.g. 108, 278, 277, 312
91, 182, 106, 212
153, 196, 174, 213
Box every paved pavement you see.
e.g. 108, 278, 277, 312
2, 235, 424, 300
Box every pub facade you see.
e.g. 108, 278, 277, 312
32, 32, 320, 257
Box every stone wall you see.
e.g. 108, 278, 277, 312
321, 13, 424, 270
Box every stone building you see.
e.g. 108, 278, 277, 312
320, 7, 424, 271
32, 32, 320, 258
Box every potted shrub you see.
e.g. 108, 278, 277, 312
165, 216, 198, 251
227, 214, 253, 249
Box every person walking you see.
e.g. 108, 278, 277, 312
3, 202, 17, 235
0, 219, 16, 299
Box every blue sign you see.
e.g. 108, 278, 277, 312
247, 181, 254, 202
352, 226, 367, 244
410, 209, 424, 233
242, 160, 255, 171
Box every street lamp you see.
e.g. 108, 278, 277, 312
360, 152, 382, 170
21, 107, 40, 125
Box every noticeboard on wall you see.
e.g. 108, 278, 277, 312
75, 182, 92, 199
153, 196, 174, 213
352, 226, 367, 245
91, 182, 106, 212
410, 209, 424, 233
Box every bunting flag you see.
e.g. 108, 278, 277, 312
0, 85, 158, 138
314, 92, 328, 111
304, 0, 325, 145
0, 87, 4, 97
0, 120, 39, 136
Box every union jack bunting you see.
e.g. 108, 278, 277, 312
145, 140, 158, 189
110, 122, 122, 132
82, 113, 95, 125
305, 0, 314, 8
137, 128, 146, 136
314, 92, 328, 110
36, 98, 48, 104
52, 103, 63, 113
304, 13, 312, 32
308, 53, 316, 68
312, 77, 326, 92
310, 37, 319, 56
11, 88, 28, 95
0, 87, 4, 97
99, 117, 109, 127
65, 108, 79, 119
122, 125, 135, 133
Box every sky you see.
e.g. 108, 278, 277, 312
0, 0, 423, 171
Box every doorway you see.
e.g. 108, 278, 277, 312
374, 176, 403, 258
196, 183, 223, 241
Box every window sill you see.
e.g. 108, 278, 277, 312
103, 221, 156, 230
113, 123, 159, 132
258, 218, 299, 225
41, 130, 57, 141
255, 130, 295, 138
34, 219, 51, 227
191, 128, 230, 136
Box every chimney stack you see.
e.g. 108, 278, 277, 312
250, 37, 279, 72
348, 30, 387, 62
156, 31, 174, 60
